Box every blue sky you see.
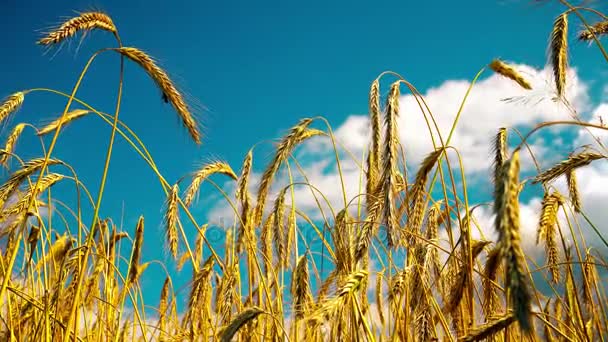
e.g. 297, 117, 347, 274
2, 0, 608, 315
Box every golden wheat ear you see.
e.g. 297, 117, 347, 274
578, 21, 608, 41
38, 12, 117, 45
116, 47, 202, 144
0, 92, 25, 124
489, 59, 533, 90
549, 13, 569, 99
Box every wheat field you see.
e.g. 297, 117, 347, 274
1, 1, 608, 341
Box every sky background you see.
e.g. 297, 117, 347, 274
2, 0, 608, 316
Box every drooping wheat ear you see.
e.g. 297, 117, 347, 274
483, 246, 502, 319
295, 128, 325, 143
116, 47, 201, 144
381, 81, 400, 248
0, 92, 24, 124
220, 307, 264, 342
489, 59, 533, 90
578, 20, 608, 41
0, 157, 62, 208
1, 173, 64, 220
253, 118, 314, 227
36, 109, 90, 136
550, 13, 569, 98
533, 152, 604, 184
183, 161, 237, 207
164, 184, 180, 259
366, 79, 381, 204
461, 313, 516, 342
37, 12, 117, 45
127, 216, 144, 284
407, 148, 443, 246
493, 151, 532, 332
0, 123, 26, 166
566, 170, 581, 212
158, 277, 170, 342
537, 191, 564, 284
292, 255, 312, 319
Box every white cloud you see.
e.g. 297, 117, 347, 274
205, 63, 608, 259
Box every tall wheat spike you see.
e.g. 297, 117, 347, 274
366, 79, 381, 206
164, 184, 180, 259
381, 81, 400, 248
550, 13, 569, 98
537, 191, 564, 283
127, 216, 144, 284
493, 151, 532, 331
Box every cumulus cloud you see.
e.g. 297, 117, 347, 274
205, 63, 608, 261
